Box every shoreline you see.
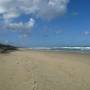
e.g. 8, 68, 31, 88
18, 48, 90, 55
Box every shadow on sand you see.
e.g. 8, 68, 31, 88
0, 44, 18, 54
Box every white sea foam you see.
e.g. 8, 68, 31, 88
29, 47, 90, 50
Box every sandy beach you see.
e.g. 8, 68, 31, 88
0, 50, 90, 90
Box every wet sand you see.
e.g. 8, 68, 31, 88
0, 50, 90, 90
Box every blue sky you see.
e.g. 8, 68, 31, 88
0, 0, 90, 47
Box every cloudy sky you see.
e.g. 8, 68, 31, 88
0, 0, 90, 47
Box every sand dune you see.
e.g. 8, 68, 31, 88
0, 50, 90, 90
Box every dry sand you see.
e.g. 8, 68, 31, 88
0, 50, 90, 90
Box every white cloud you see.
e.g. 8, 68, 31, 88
27, 18, 35, 28
82, 31, 90, 36
2, 18, 35, 30
3, 12, 19, 20
0, 0, 70, 30
0, 0, 69, 19
0, 7, 6, 14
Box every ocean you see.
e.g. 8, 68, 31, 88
29, 47, 90, 54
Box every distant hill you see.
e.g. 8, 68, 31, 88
0, 43, 18, 53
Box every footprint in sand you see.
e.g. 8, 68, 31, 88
16, 62, 20, 64
32, 81, 37, 90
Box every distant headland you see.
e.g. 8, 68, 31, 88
0, 43, 18, 53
